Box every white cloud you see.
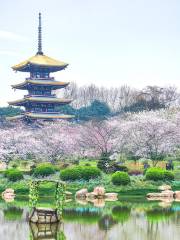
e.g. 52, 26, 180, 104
0, 30, 28, 42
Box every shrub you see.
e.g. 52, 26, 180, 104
82, 166, 101, 180
97, 160, 109, 173
33, 163, 55, 177
72, 159, 79, 165
84, 163, 91, 167
163, 170, 174, 181
30, 164, 36, 174
60, 167, 82, 181
145, 168, 164, 181
4, 169, 23, 182
145, 168, 174, 181
97, 153, 111, 173
112, 164, 128, 172
11, 163, 18, 169
112, 171, 130, 185
60, 166, 101, 181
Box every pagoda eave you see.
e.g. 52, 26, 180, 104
11, 80, 69, 90
12, 54, 69, 73
6, 113, 74, 120
12, 64, 68, 73
25, 112, 74, 119
8, 97, 72, 106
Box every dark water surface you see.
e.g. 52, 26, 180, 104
0, 197, 179, 240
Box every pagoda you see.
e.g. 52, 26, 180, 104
8, 13, 74, 121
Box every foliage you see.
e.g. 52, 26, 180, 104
163, 170, 175, 181
57, 100, 111, 121
77, 100, 111, 120
123, 98, 165, 113
145, 168, 174, 181
29, 181, 39, 208
29, 180, 66, 216
3, 207, 23, 221
0, 106, 23, 117
33, 163, 56, 177
145, 168, 165, 181
97, 160, 110, 173
57, 231, 67, 240
97, 153, 111, 173
111, 171, 130, 185
98, 160, 129, 174
4, 169, 23, 182
56, 182, 66, 216
60, 166, 101, 181
111, 164, 128, 172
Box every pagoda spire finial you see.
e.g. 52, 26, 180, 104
37, 12, 43, 55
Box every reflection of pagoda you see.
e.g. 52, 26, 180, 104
8, 13, 74, 121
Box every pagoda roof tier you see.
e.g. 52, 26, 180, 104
7, 113, 74, 120
12, 79, 69, 90
12, 54, 68, 72
25, 112, 74, 119
6, 115, 25, 121
8, 97, 72, 106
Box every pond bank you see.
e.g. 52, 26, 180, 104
0, 178, 179, 197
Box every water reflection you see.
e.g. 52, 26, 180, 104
112, 205, 131, 224
30, 222, 66, 240
98, 215, 117, 230
146, 207, 175, 222
0, 198, 179, 240
3, 206, 23, 221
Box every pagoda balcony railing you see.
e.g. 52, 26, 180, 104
24, 94, 56, 98
26, 77, 55, 81
29, 111, 60, 114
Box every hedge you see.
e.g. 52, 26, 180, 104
33, 163, 56, 177
60, 166, 101, 181
145, 168, 174, 181
4, 169, 24, 182
111, 171, 130, 185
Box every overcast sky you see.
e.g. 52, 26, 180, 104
0, 0, 180, 106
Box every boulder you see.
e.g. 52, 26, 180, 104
147, 190, 174, 199
2, 188, 15, 202
105, 193, 118, 201
75, 189, 88, 199
158, 185, 172, 191
174, 191, 180, 199
93, 186, 105, 196
3, 188, 15, 194
76, 199, 88, 205
160, 190, 174, 198
86, 192, 97, 199
93, 199, 105, 208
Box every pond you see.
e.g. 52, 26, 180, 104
0, 197, 179, 240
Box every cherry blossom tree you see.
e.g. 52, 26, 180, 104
77, 120, 120, 158
34, 121, 79, 163
123, 115, 178, 166
0, 108, 179, 166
